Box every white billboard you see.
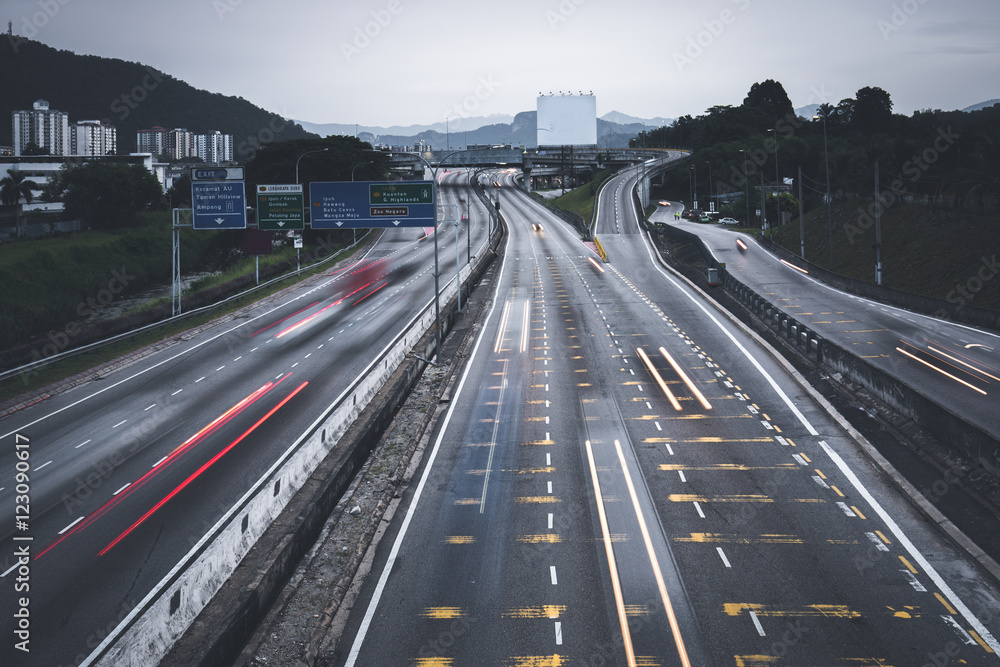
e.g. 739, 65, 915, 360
536, 94, 597, 146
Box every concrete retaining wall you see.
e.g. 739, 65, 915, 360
655, 220, 1000, 480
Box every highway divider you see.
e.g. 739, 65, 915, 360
651, 220, 1000, 481
83, 210, 506, 667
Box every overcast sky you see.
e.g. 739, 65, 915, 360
7, 0, 999, 127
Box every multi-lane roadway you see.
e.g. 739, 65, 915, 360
654, 204, 1000, 445
333, 161, 1000, 665
0, 171, 486, 666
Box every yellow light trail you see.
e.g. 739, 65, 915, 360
636, 347, 682, 411
615, 439, 692, 667
895, 347, 987, 396
659, 346, 713, 410
585, 440, 637, 667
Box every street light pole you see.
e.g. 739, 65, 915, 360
814, 112, 834, 270
403, 148, 477, 359
768, 128, 780, 229
740, 149, 751, 226
295, 147, 328, 185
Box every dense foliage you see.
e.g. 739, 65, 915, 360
56, 162, 167, 229
0, 37, 316, 157
634, 81, 1000, 214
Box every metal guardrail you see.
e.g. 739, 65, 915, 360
0, 232, 372, 388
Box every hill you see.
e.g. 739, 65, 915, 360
0, 37, 316, 157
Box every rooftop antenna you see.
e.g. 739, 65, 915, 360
8, 20, 12, 35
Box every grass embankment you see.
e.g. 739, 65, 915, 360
0, 222, 364, 402
767, 202, 1000, 312
537, 169, 613, 227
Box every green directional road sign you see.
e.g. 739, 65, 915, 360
369, 182, 434, 205
257, 184, 304, 230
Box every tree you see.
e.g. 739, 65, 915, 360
853, 86, 894, 133
742, 79, 794, 126
1, 169, 41, 239
167, 173, 191, 208
21, 142, 51, 156
62, 162, 166, 229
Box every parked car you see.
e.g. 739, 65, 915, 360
719, 217, 739, 226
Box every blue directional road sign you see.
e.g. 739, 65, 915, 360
309, 180, 435, 229
192, 181, 247, 229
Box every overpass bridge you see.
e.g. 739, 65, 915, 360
383, 146, 687, 190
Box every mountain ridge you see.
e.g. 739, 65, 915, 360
0, 37, 316, 157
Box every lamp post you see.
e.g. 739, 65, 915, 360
705, 161, 713, 215
352, 160, 374, 181
739, 149, 751, 227
813, 112, 834, 270
295, 147, 328, 184
402, 148, 477, 359
767, 128, 780, 231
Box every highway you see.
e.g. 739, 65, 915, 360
333, 161, 1000, 665
0, 171, 487, 667
653, 204, 1000, 445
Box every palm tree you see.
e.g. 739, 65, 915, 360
1, 169, 41, 240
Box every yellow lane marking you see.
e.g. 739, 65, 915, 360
675, 533, 803, 544
678, 437, 773, 443
585, 440, 638, 666
935, 592, 958, 615
734, 657, 780, 666
522, 440, 555, 446
412, 658, 453, 666
518, 534, 562, 544
454, 498, 481, 505
814, 469, 827, 479
661, 414, 752, 420
875, 530, 891, 544
502, 605, 566, 619
443, 536, 475, 544
852, 506, 868, 519
669, 495, 823, 504
420, 607, 466, 619
898, 555, 919, 574
642, 438, 677, 443
517, 496, 562, 504
971, 630, 996, 654
800, 453, 812, 463
504, 656, 568, 667
624, 604, 650, 616
724, 603, 861, 618
888, 605, 921, 619
830, 485, 845, 497
660, 464, 797, 472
